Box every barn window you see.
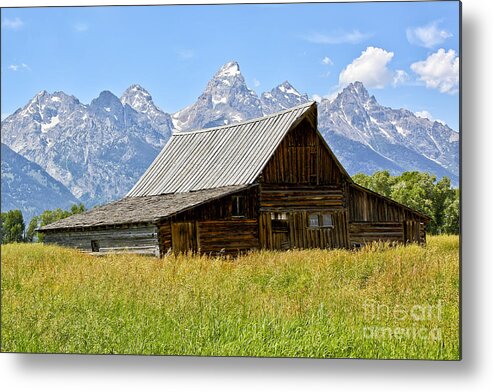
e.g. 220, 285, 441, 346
271, 212, 288, 221
271, 212, 289, 232
91, 240, 100, 252
308, 213, 334, 228
322, 213, 333, 228
308, 214, 319, 228
232, 195, 246, 217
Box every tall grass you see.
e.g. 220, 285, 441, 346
1, 235, 459, 359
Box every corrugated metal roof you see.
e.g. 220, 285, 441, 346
39, 185, 250, 231
127, 102, 316, 197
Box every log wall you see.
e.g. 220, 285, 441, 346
349, 222, 404, 247
259, 184, 345, 211
43, 225, 160, 255
198, 220, 259, 255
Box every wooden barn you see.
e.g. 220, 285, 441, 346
38, 102, 430, 256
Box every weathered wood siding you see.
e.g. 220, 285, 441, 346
348, 184, 427, 245
171, 222, 198, 254
349, 222, 404, 247
161, 219, 259, 256
158, 222, 172, 255
258, 117, 350, 250
43, 225, 160, 255
259, 210, 349, 250
157, 187, 259, 256
348, 185, 421, 222
198, 220, 259, 255
168, 187, 258, 222
257, 184, 349, 249
259, 184, 345, 211
261, 118, 344, 186
403, 220, 426, 244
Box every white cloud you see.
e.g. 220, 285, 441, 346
406, 21, 453, 48
410, 48, 459, 94
415, 110, 446, 125
73, 22, 89, 32
2, 17, 24, 30
253, 78, 261, 88
322, 56, 333, 66
8, 63, 30, 72
177, 49, 195, 60
312, 94, 323, 103
339, 47, 404, 89
302, 30, 372, 45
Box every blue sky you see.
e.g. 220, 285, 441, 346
1, 1, 460, 130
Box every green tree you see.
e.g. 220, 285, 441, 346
352, 173, 372, 189
370, 170, 394, 197
443, 189, 460, 234
71, 203, 86, 214
34, 203, 86, 242
430, 177, 456, 234
352, 171, 395, 198
1, 210, 25, 244
26, 216, 40, 242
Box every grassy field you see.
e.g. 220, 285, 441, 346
1, 235, 459, 359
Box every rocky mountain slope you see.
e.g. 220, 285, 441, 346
1, 143, 79, 222
318, 82, 459, 183
1, 86, 173, 206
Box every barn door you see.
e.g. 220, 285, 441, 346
271, 213, 290, 250
171, 222, 198, 254
403, 220, 420, 244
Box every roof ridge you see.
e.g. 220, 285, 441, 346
172, 101, 315, 136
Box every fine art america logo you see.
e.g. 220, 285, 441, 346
361, 300, 443, 341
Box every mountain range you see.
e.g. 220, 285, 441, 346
1, 143, 79, 223
1, 60, 459, 222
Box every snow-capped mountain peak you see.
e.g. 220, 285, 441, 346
121, 84, 154, 112
335, 81, 372, 108
278, 81, 301, 96
172, 61, 263, 131
216, 60, 241, 78
261, 81, 309, 115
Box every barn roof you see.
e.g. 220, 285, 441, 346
127, 102, 316, 197
38, 185, 249, 231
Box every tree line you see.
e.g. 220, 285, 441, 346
1, 171, 460, 244
1, 204, 85, 244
